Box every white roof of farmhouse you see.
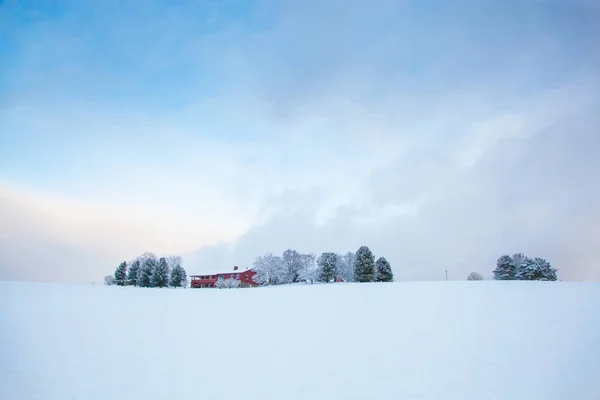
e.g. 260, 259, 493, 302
191, 266, 253, 277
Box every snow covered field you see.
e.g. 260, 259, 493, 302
1, 280, 599, 400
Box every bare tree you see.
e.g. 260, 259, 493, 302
282, 249, 303, 283
298, 252, 317, 283
337, 251, 356, 282
166, 255, 183, 270
104, 275, 114, 285
467, 272, 484, 281
253, 253, 287, 285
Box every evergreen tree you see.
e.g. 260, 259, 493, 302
537, 258, 558, 281
114, 261, 128, 286
374, 257, 393, 282
493, 255, 517, 280
317, 252, 338, 283
168, 256, 187, 288
354, 246, 375, 282
170, 265, 187, 287
512, 253, 528, 278
517, 257, 557, 281
151, 257, 170, 287
137, 253, 157, 287
126, 259, 141, 286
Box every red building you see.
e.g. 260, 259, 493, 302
190, 266, 258, 288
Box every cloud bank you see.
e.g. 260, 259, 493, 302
1, 0, 599, 282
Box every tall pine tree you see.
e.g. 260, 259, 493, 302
493, 255, 517, 280
374, 257, 393, 282
137, 254, 157, 287
152, 257, 170, 287
354, 246, 375, 282
114, 261, 128, 286
317, 252, 338, 283
170, 265, 187, 288
126, 259, 140, 286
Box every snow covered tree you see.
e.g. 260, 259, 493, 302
282, 249, 303, 283
137, 253, 157, 288
113, 261, 127, 286
517, 257, 557, 281
151, 257, 170, 287
512, 253, 528, 278
467, 271, 484, 281
126, 259, 141, 286
337, 251, 356, 282
166, 255, 183, 274
317, 252, 338, 283
104, 275, 114, 285
222, 278, 241, 288
253, 253, 287, 285
536, 258, 558, 281
298, 252, 317, 283
375, 257, 393, 282
354, 246, 375, 282
216, 277, 227, 289
493, 255, 517, 280
170, 264, 187, 288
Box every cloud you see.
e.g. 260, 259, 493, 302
1, 0, 599, 282
187, 78, 600, 282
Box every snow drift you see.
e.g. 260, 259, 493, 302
1, 280, 599, 399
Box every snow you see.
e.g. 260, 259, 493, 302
1, 280, 599, 400
191, 266, 252, 277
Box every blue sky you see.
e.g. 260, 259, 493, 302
1, 0, 599, 282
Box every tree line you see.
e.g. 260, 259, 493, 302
105, 252, 188, 288
252, 245, 393, 286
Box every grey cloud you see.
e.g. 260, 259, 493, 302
186, 99, 600, 282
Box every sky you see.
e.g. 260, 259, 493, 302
1, 0, 599, 283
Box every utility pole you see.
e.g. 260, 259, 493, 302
445, 270, 448, 281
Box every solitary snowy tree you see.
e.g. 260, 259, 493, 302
337, 252, 356, 282
467, 271, 484, 281
137, 253, 157, 288
493, 255, 517, 280
298, 253, 317, 283
282, 249, 303, 283
151, 257, 170, 287
517, 257, 557, 281
113, 261, 128, 286
354, 246, 375, 282
317, 252, 338, 283
374, 257, 393, 282
253, 253, 287, 285
126, 259, 141, 286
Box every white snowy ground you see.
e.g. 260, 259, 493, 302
1, 280, 599, 400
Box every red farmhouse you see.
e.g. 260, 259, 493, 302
190, 266, 258, 288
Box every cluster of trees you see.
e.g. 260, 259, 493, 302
252, 246, 393, 286
105, 252, 188, 288
216, 277, 241, 289
493, 253, 558, 281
